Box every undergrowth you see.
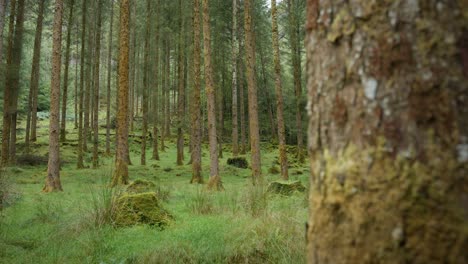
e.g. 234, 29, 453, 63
0, 119, 309, 264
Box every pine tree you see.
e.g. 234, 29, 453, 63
44, 0, 64, 192
111, 0, 130, 186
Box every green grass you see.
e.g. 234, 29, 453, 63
0, 118, 309, 263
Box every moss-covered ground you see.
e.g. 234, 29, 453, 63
0, 117, 308, 263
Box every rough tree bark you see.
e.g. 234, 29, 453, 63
0, 0, 6, 62
306, 1, 468, 263
25, 0, 46, 152
141, 0, 151, 166
160, 38, 167, 152
288, 0, 304, 163
92, 0, 102, 169
244, 0, 262, 185
3, 0, 25, 166
105, 0, 114, 156
202, 0, 222, 190
176, 0, 185, 166
44, 0, 64, 192
0, 0, 16, 167
151, 0, 160, 161
231, 0, 239, 157
76, 0, 86, 169
60, 0, 75, 142
271, 0, 288, 180
190, 0, 203, 184
111, 0, 130, 187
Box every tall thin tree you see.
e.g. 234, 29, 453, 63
76, 0, 87, 169
202, 0, 222, 190
44, 0, 64, 192
176, 0, 185, 166
141, 0, 151, 166
190, 0, 202, 184
105, 0, 114, 156
92, 0, 102, 169
231, 0, 239, 157
271, 0, 288, 180
25, 0, 47, 152
60, 0, 75, 142
111, 0, 130, 186
244, 0, 262, 185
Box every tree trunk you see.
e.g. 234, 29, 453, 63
76, 0, 86, 169
59, 0, 75, 142
271, 0, 288, 180
141, 0, 151, 166
0, 0, 6, 63
151, 0, 160, 161
92, 0, 102, 169
0, 0, 16, 167
287, 0, 304, 163
2, 0, 25, 166
164, 40, 171, 137
111, 0, 130, 187
176, 0, 185, 166
160, 38, 167, 152
258, 46, 276, 141
74, 25, 79, 130
231, 0, 239, 157
190, 0, 203, 184
44, 0, 64, 192
83, 3, 95, 153
105, 0, 114, 156
202, 0, 222, 191
244, 0, 262, 185
305, 1, 468, 263
25, 0, 46, 153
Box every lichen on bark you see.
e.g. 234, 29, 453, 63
305, 0, 468, 263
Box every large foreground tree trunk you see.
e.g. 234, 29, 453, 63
305, 1, 468, 263
44, 0, 64, 192
111, 0, 130, 187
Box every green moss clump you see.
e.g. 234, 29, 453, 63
126, 180, 156, 194
267, 180, 306, 196
114, 192, 172, 228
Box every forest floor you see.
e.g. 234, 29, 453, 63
0, 116, 308, 264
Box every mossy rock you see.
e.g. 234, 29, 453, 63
114, 192, 172, 227
267, 180, 306, 196
126, 180, 156, 194
227, 157, 248, 169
